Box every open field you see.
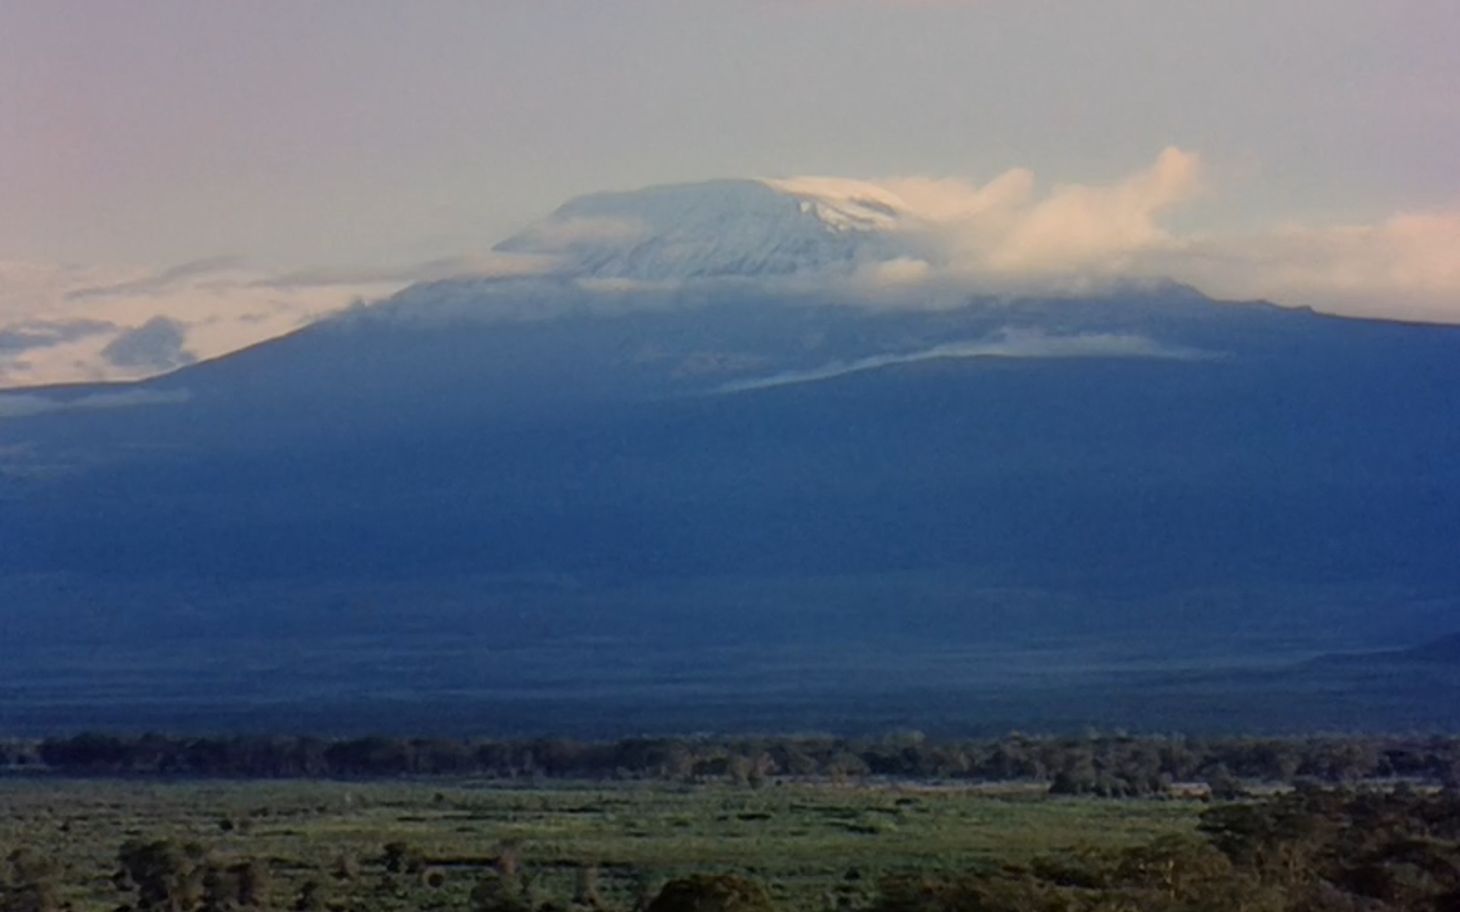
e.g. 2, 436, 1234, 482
0, 778, 1200, 911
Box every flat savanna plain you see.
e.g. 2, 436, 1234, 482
0, 778, 1197, 911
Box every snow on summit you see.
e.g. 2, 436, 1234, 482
494, 179, 920, 281
762, 177, 909, 233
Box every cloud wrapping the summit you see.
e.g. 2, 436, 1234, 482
781, 148, 1459, 320
776, 147, 1203, 281
980, 147, 1200, 273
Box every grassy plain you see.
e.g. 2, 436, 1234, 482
0, 778, 1200, 911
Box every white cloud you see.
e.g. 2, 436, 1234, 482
1153, 213, 1460, 322
717, 329, 1210, 393
780, 148, 1460, 322
880, 170, 1038, 226
979, 147, 1201, 274
0, 254, 540, 389
778, 146, 1203, 280
763, 177, 907, 232
855, 256, 933, 286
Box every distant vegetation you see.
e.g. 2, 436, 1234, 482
872, 788, 1460, 911
2, 776, 1459, 912
7, 732, 1460, 795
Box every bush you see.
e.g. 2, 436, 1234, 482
646, 875, 775, 912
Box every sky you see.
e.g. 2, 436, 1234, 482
1, 0, 1457, 386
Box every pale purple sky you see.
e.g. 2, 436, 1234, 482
3, 0, 1455, 267
1, 1, 1457, 386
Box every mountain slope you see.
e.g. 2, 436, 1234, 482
4, 277, 1457, 591
3, 180, 1460, 734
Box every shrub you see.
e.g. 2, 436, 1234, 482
646, 875, 775, 912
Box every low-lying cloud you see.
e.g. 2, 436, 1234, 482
65, 256, 245, 301
1152, 213, 1460, 323
770, 147, 1201, 281
0, 319, 116, 355
0, 253, 539, 388
717, 329, 1210, 393
776, 148, 1459, 322
0, 388, 191, 420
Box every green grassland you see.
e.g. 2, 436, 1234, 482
0, 778, 1199, 911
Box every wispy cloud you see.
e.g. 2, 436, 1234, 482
248, 253, 548, 290
65, 256, 244, 300
0, 388, 191, 420
716, 329, 1211, 393
0, 319, 116, 354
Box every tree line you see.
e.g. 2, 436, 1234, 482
5, 732, 1460, 793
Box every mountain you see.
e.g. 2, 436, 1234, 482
3, 180, 1460, 736
494, 178, 910, 280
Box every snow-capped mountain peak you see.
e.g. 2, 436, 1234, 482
762, 176, 910, 233
494, 178, 919, 281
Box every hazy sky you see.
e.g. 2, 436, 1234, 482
1, 1, 1457, 385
